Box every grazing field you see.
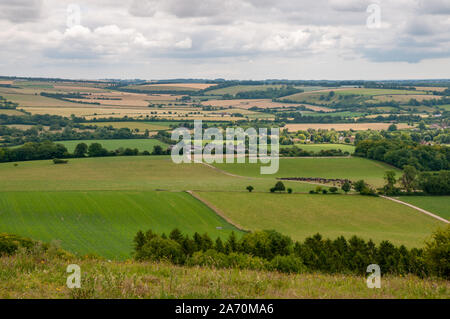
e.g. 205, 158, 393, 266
281, 143, 355, 153
397, 196, 450, 220
0, 156, 313, 193
213, 157, 401, 187
0, 191, 241, 259
195, 192, 443, 248
54, 139, 168, 152
285, 123, 414, 131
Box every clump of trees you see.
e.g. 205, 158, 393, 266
354, 138, 449, 171
270, 181, 286, 193
133, 227, 450, 279
280, 146, 349, 157
0, 140, 170, 163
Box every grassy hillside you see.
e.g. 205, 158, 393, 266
194, 192, 443, 247
55, 139, 168, 152
0, 156, 314, 192
213, 157, 400, 187
0, 191, 241, 259
1, 252, 448, 299
397, 196, 450, 220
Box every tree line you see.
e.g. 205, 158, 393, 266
0, 140, 170, 163
133, 227, 449, 279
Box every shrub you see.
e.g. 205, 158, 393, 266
424, 226, 450, 279
53, 158, 68, 164
246, 185, 254, 193
287, 188, 292, 194
269, 255, 306, 273
309, 190, 316, 194
136, 237, 183, 264
273, 181, 286, 192
322, 189, 328, 194
329, 187, 338, 193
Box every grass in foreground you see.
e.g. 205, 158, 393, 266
0, 191, 241, 259
194, 192, 443, 248
0, 250, 448, 299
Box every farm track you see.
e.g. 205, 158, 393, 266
381, 195, 449, 224
186, 190, 250, 232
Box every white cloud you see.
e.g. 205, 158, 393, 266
0, 0, 449, 79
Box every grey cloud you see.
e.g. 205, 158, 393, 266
0, 0, 43, 23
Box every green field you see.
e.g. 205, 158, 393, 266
0, 156, 314, 193
195, 192, 443, 248
281, 143, 355, 153
213, 157, 399, 187
55, 139, 168, 152
91, 121, 171, 131
397, 196, 450, 220
0, 191, 241, 259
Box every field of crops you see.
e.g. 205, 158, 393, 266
194, 192, 443, 247
285, 123, 414, 131
0, 191, 240, 258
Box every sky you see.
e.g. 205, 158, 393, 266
0, 0, 449, 80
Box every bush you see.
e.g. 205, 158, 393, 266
269, 255, 306, 273
136, 237, 183, 264
329, 187, 338, 193
53, 158, 68, 164
322, 189, 328, 194
287, 188, 292, 194
424, 226, 450, 279
309, 190, 316, 194
246, 185, 254, 193
270, 187, 275, 193
0, 233, 37, 256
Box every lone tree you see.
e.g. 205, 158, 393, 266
341, 181, 351, 194
246, 185, 254, 193
74, 142, 88, 157
400, 165, 417, 192
383, 170, 398, 195
273, 181, 286, 193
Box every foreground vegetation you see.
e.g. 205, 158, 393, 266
0, 227, 448, 299
133, 227, 450, 279
1, 248, 448, 299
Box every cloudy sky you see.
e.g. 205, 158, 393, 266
1, 0, 449, 80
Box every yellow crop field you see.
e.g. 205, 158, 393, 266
201, 99, 300, 109
285, 123, 414, 131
